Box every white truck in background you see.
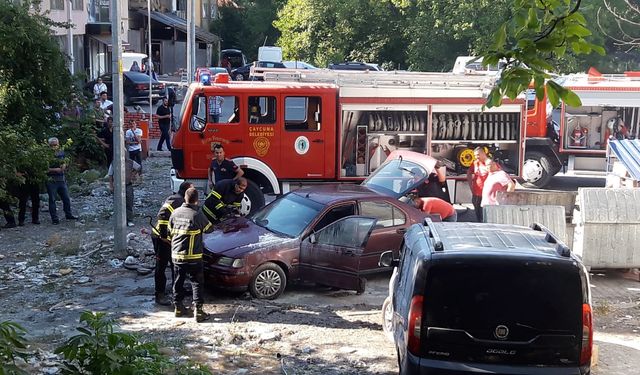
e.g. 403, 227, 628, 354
258, 46, 282, 62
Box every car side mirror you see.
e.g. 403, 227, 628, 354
309, 233, 317, 244
378, 251, 399, 268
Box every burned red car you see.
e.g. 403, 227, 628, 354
203, 151, 437, 299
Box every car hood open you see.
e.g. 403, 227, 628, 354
203, 217, 295, 258
361, 150, 438, 198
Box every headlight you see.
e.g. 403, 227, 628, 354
216, 256, 244, 268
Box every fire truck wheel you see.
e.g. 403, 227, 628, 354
249, 262, 287, 299
241, 179, 265, 215
522, 151, 552, 188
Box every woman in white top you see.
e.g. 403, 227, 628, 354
93, 77, 107, 99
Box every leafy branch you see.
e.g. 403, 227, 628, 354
482, 0, 605, 108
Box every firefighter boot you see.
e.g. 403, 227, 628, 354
174, 302, 189, 318
155, 293, 171, 306
193, 303, 210, 323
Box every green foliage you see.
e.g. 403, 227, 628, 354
481, 0, 605, 108
55, 311, 212, 375
0, 321, 30, 375
0, 1, 103, 202
212, 0, 285, 61
0, 126, 53, 202
0, 0, 74, 137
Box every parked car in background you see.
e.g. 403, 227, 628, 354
220, 49, 247, 69
283, 61, 317, 70
209, 67, 229, 76
85, 72, 165, 105
231, 61, 286, 81
202, 153, 438, 299
380, 220, 593, 375
328, 62, 383, 71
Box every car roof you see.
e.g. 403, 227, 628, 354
291, 184, 387, 205
124, 71, 159, 82
412, 221, 572, 259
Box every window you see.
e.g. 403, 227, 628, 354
50, 0, 64, 10
359, 201, 406, 228
285, 96, 321, 131
315, 217, 376, 248
313, 204, 356, 232
189, 95, 207, 131
72, 0, 83, 10
208, 95, 239, 124
248, 96, 276, 124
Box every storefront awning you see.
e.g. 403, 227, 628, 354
139, 10, 219, 44
88, 34, 131, 48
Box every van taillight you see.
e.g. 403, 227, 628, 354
580, 303, 593, 366
407, 295, 423, 355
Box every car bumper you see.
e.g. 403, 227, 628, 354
203, 263, 251, 291
404, 353, 588, 375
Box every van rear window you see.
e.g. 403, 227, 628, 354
424, 264, 582, 340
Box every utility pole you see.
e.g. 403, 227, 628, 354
66, 0, 74, 74
147, 0, 154, 123
191, 0, 196, 79
187, 0, 195, 83
111, 0, 127, 257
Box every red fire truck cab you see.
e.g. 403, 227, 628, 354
170, 71, 526, 213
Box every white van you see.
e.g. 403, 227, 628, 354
258, 46, 282, 62
96, 52, 148, 74
122, 52, 148, 72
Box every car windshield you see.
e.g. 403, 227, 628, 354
250, 193, 323, 238
362, 159, 428, 197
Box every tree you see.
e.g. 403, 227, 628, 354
480, 0, 605, 108
213, 0, 284, 61
0, 0, 77, 201
598, 0, 640, 49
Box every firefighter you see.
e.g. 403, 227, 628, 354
202, 177, 248, 224
168, 187, 214, 322
152, 181, 193, 306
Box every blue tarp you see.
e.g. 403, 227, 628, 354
609, 139, 640, 181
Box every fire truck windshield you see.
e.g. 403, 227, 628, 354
177, 86, 194, 131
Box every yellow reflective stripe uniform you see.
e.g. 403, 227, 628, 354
168, 203, 214, 263
154, 193, 183, 239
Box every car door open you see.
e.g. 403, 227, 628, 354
299, 216, 377, 292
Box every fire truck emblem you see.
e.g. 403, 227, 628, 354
253, 136, 270, 156
294, 136, 310, 155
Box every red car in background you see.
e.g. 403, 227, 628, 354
203, 151, 438, 299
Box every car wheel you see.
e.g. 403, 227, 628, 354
381, 296, 394, 343
234, 73, 244, 81
249, 263, 286, 300
522, 151, 553, 188
240, 179, 265, 216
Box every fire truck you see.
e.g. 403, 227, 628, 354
523, 69, 640, 187
170, 70, 526, 212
